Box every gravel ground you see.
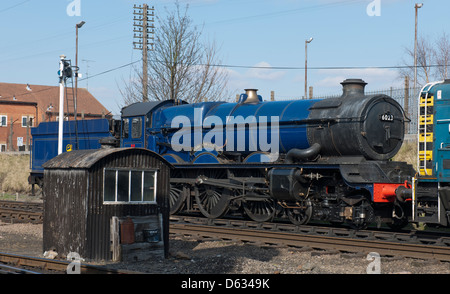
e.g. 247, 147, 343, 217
0, 221, 449, 274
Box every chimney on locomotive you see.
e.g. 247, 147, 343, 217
238, 89, 263, 104
341, 79, 367, 97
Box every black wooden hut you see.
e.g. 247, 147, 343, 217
42, 148, 172, 261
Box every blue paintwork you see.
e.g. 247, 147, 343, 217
417, 82, 450, 181
31, 93, 321, 170
30, 119, 112, 174
150, 99, 319, 163
31, 95, 321, 168
431, 83, 450, 181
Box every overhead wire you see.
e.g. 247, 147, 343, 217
196, 63, 450, 70
0, 60, 142, 101
1, 57, 447, 102
203, 0, 367, 26
0, 0, 31, 14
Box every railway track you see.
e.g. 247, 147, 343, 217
0, 263, 43, 274
2, 200, 450, 262
0, 252, 139, 274
170, 216, 450, 262
0, 200, 43, 223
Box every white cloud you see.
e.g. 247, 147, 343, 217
223, 68, 248, 95
224, 62, 288, 96
315, 68, 401, 89
246, 61, 286, 81
315, 75, 346, 88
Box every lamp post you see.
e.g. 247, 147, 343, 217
75, 21, 85, 119
75, 21, 85, 150
305, 37, 313, 99
414, 3, 422, 94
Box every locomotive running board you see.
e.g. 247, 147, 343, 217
171, 176, 268, 192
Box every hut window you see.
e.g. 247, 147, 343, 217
130, 171, 143, 201
117, 170, 130, 202
103, 168, 157, 203
143, 171, 155, 201
104, 170, 116, 201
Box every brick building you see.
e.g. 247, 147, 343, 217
0, 82, 110, 152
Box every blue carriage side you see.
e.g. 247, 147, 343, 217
28, 118, 114, 188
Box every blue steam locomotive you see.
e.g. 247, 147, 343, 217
29, 78, 450, 229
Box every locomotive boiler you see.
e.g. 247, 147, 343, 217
148, 79, 405, 165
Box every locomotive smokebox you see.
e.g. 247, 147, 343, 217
306, 79, 406, 161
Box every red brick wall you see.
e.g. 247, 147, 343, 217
0, 104, 38, 152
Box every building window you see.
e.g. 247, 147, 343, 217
103, 168, 157, 204
21, 116, 34, 127
0, 144, 6, 152
55, 116, 68, 121
0, 115, 7, 127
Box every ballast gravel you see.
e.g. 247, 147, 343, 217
0, 221, 449, 274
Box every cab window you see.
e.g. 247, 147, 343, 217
131, 117, 142, 139
122, 118, 129, 139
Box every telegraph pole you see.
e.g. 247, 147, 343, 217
133, 4, 155, 102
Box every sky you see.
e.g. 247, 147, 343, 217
0, 0, 448, 115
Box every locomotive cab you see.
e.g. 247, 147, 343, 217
120, 100, 180, 150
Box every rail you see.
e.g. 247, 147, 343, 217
0, 200, 43, 223
0, 263, 41, 274
0, 252, 140, 274
170, 216, 450, 261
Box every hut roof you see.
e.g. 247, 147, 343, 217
42, 148, 172, 169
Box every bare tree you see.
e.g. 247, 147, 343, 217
433, 32, 450, 81
400, 36, 433, 85
120, 3, 229, 106
118, 69, 142, 107
400, 33, 450, 86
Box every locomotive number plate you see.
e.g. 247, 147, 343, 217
380, 113, 394, 122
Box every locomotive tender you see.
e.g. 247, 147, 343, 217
30, 79, 424, 229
